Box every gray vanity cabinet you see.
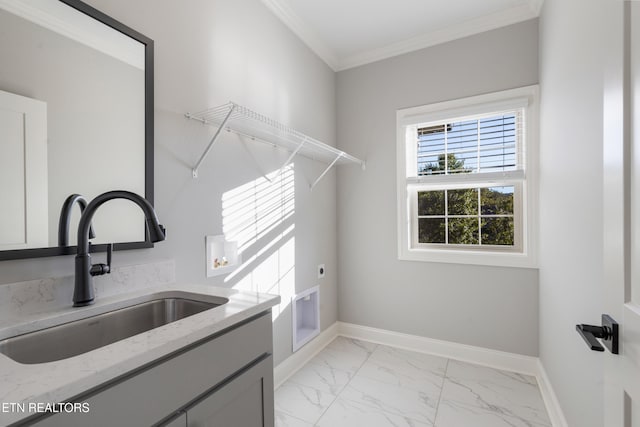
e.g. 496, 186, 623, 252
27, 311, 274, 427
185, 356, 274, 427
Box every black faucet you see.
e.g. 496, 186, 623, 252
58, 194, 95, 247
73, 191, 166, 307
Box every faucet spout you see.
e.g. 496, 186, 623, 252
58, 194, 95, 246
73, 191, 166, 307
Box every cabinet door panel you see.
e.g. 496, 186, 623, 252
187, 355, 274, 427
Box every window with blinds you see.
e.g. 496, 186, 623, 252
416, 112, 522, 176
396, 86, 537, 266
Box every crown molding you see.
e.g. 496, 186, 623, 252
259, 0, 339, 71
337, 3, 538, 71
261, 0, 541, 72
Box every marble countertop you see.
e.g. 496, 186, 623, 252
0, 284, 280, 425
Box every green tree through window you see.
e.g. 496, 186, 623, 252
420, 153, 468, 175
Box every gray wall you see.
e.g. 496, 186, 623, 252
0, 0, 338, 367
336, 20, 540, 356
538, 0, 606, 425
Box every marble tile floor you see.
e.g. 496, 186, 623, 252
274, 337, 552, 427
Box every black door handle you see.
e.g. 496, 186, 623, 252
576, 324, 605, 351
575, 314, 619, 354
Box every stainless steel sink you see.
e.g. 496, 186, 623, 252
0, 297, 224, 364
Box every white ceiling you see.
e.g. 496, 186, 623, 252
260, 0, 542, 71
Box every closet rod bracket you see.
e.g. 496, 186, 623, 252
276, 137, 307, 177
310, 152, 343, 190
189, 104, 236, 178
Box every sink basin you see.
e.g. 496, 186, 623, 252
0, 297, 225, 364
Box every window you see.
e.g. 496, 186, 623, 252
396, 86, 538, 267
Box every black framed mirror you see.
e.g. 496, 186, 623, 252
0, 0, 154, 261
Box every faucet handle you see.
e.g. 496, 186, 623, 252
106, 243, 112, 270
90, 243, 112, 276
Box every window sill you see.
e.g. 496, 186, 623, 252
399, 246, 537, 269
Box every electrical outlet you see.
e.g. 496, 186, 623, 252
318, 264, 325, 279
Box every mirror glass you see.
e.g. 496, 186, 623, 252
0, 0, 152, 260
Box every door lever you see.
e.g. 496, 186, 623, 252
575, 314, 619, 354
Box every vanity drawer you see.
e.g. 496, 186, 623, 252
28, 311, 273, 427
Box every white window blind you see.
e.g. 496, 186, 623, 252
408, 110, 525, 185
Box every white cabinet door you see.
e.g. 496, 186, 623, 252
0, 89, 47, 250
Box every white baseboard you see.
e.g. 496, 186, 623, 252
338, 321, 538, 375
536, 359, 569, 427
274, 321, 568, 427
273, 322, 339, 389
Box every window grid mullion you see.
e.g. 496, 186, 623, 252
476, 119, 482, 242
444, 121, 448, 174
444, 189, 449, 244
477, 187, 482, 246
476, 119, 480, 174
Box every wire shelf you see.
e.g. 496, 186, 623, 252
185, 102, 365, 186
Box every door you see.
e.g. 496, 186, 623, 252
0, 89, 48, 250
603, 1, 640, 425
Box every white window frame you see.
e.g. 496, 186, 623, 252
396, 85, 539, 268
